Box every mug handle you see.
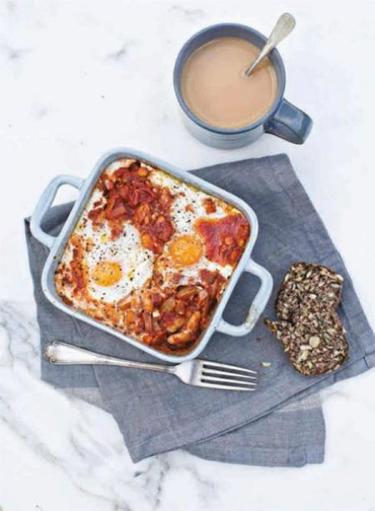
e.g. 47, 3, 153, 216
265, 98, 313, 144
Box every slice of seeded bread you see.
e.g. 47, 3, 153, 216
265, 310, 348, 376
265, 262, 348, 376
275, 262, 344, 321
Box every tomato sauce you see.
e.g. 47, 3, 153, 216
195, 214, 250, 266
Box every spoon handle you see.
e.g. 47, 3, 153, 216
244, 13, 296, 76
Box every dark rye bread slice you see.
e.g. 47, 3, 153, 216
265, 307, 348, 376
265, 262, 349, 376
275, 262, 344, 321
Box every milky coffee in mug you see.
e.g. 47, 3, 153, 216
174, 24, 312, 149
180, 37, 278, 130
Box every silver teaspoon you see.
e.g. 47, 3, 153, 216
244, 13, 296, 77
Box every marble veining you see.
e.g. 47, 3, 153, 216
1, 0, 374, 509
106, 46, 129, 62
0, 302, 220, 510
168, 5, 206, 21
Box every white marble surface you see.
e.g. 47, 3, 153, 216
1, 1, 375, 509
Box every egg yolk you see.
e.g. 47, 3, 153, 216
92, 261, 122, 287
169, 235, 203, 267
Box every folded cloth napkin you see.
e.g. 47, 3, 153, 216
25, 154, 375, 467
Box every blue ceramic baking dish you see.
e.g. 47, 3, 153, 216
30, 148, 273, 362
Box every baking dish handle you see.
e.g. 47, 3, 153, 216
216, 258, 273, 337
30, 174, 84, 249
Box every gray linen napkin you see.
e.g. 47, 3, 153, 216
25, 154, 375, 466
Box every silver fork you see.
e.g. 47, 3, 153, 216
45, 341, 257, 391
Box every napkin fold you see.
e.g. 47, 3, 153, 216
25, 154, 375, 466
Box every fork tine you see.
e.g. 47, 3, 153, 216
201, 368, 257, 380
200, 375, 257, 386
201, 361, 257, 375
198, 381, 256, 391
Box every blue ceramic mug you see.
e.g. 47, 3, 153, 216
173, 23, 312, 149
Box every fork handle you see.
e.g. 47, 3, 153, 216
45, 341, 173, 373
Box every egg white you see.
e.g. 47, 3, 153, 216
158, 253, 232, 289
105, 158, 137, 176
150, 170, 228, 233
77, 220, 154, 303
